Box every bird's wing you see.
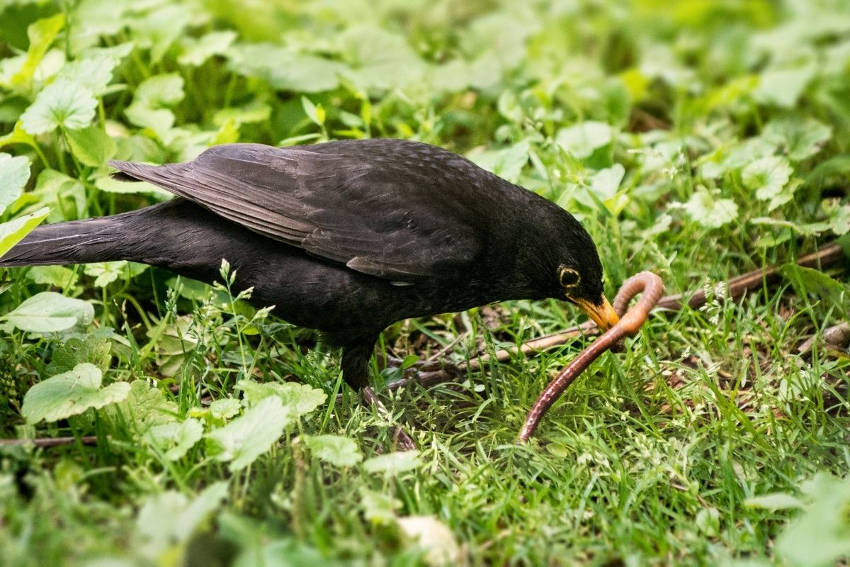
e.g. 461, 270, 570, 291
110, 142, 483, 281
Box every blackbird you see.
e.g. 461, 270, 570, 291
0, 139, 618, 392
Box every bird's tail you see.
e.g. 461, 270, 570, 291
0, 212, 135, 267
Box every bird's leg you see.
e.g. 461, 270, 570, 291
340, 337, 417, 450
361, 387, 416, 451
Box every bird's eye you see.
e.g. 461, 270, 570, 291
559, 266, 581, 288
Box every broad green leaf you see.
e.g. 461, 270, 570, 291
754, 65, 816, 108
680, 189, 739, 229
781, 264, 850, 312
341, 26, 427, 91
205, 396, 293, 471
556, 122, 613, 159
0, 121, 38, 150
135, 482, 228, 559
775, 473, 850, 567
3, 290, 93, 333
65, 125, 116, 167
469, 141, 529, 183
93, 173, 171, 197
26, 265, 78, 288
110, 380, 179, 434
83, 261, 146, 287
363, 450, 422, 476
212, 102, 271, 127
210, 398, 241, 420
20, 79, 97, 134
0, 206, 49, 259
229, 44, 346, 92
125, 73, 185, 141
56, 53, 120, 95
235, 379, 326, 416
28, 169, 86, 222
178, 31, 237, 66
303, 434, 362, 467
8, 13, 65, 88
360, 488, 401, 524
743, 156, 794, 210
21, 362, 129, 424
145, 418, 204, 461
0, 152, 30, 214
762, 117, 832, 162
128, 3, 194, 64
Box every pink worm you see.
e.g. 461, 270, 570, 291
518, 271, 664, 442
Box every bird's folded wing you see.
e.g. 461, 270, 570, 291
110, 143, 480, 281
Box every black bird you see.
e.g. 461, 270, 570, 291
1, 139, 618, 393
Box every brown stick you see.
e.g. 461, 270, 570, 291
518, 272, 665, 442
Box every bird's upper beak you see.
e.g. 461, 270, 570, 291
572, 295, 619, 331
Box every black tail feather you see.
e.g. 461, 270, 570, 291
0, 213, 135, 267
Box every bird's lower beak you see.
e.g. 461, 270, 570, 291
573, 295, 619, 331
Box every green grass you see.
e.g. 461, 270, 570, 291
1, 0, 850, 565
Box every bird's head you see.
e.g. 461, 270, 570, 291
557, 262, 619, 331
525, 202, 620, 331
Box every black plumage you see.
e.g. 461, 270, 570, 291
0, 139, 618, 390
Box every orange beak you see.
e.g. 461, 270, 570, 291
573, 295, 619, 331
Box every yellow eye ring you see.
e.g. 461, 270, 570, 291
559, 266, 581, 288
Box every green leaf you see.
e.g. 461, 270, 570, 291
775, 473, 850, 567
229, 44, 346, 93
21, 362, 129, 424
83, 261, 146, 287
781, 264, 850, 312
556, 121, 613, 159
468, 141, 529, 183
303, 434, 362, 467
55, 53, 120, 96
235, 379, 326, 416
363, 450, 422, 476
3, 290, 94, 333
93, 173, 171, 197
742, 156, 794, 209
109, 380, 179, 434
300, 96, 325, 127
0, 206, 49, 259
125, 73, 185, 142
0, 152, 30, 214
205, 396, 293, 471
20, 78, 97, 134
25, 265, 78, 288
8, 13, 65, 89
212, 102, 271, 127
135, 482, 228, 560
178, 31, 237, 66
360, 488, 401, 524
145, 418, 204, 461
0, 121, 38, 151
64, 125, 116, 167
754, 65, 816, 108
209, 398, 241, 420
762, 117, 832, 162
680, 189, 739, 229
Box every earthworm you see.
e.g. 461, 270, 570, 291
518, 271, 664, 442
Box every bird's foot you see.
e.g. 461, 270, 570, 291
362, 386, 416, 450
